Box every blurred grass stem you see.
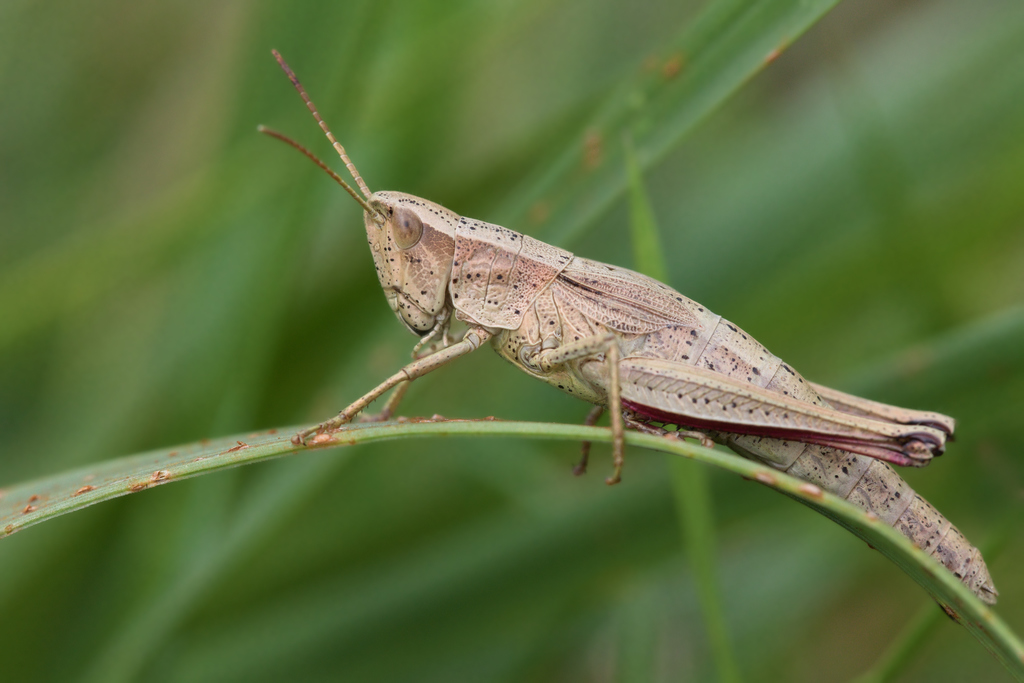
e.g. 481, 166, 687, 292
624, 134, 742, 683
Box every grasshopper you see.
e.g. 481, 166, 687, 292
263, 50, 997, 604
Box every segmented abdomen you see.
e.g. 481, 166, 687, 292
671, 317, 998, 604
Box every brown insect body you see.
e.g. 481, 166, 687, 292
266, 51, 997, 605
357, 190, 996, 604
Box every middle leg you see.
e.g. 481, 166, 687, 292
527, 332, 626, 484
575, 405, 604, 477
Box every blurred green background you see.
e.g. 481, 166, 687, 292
1, 0, 1023, 680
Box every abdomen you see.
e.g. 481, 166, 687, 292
641, 315, 998, 604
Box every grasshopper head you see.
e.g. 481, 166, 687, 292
262, 51, 456, 335
365, 191, 457, 335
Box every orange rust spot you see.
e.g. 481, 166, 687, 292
267, 428, 278, 435
661, 52, 685, 79
754, 471, 776, 485
73, 485, 96, 496
583, 128, 603, 170
27, 494, 39, 503
764, 47, 782, 65
151, 470, 171, 482
200, 438, 211, 446
22, 504, 37, 514
129, 483, 148, 492
226, 441, 249, 453
167, 451, 178, 458
528, 201, 550, 226
309, 433, 332, 445
3, 524, 14, 535
798, 482, 823, 498
865, 511, 879, 522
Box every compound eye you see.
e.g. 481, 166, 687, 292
392, 207, 423, 249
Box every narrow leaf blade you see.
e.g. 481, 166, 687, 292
3, 419, 1022, 679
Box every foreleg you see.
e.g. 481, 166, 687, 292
359, 318, 453, 424
294, 328, 492, 445
357, 380, 411, 423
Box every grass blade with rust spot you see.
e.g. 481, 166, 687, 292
499, 0, 843, 248
3, 419, 1022, 678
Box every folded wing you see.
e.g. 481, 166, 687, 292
552, 258, 699, 334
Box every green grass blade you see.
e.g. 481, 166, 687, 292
3, 419, 1022, 678
671, 461, 742, 683
624, 134, 669, 284
625, 134, 741, 683
500, 0, 842, 247
852, 509, 1023, 683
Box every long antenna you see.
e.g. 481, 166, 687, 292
271, 49, 372, 200
257, 125, 378, 217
